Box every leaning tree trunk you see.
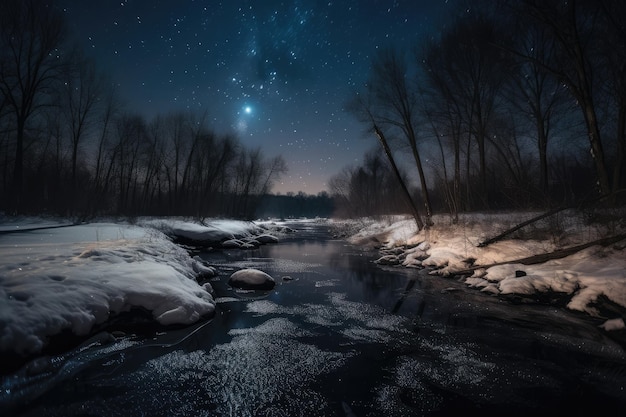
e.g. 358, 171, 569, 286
373, 124, 424, 231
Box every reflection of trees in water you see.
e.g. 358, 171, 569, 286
294, 237, 328, 249
328, 248, 423, 311
328, 247, 472, 324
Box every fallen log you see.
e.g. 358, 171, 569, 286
450, 233, 626, 277
478, 189, 626, 247
477, 206, 566, 247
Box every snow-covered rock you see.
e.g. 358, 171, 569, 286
228, 269, 276, 291
600, 318, 625, 331
192, 256, 217, 279
142, 219, 281, 250
256, 234, 279, 244
374, 255, 401, 265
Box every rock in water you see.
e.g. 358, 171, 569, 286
228, 268, 276, 290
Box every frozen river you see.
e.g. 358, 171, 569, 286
5, 221, 626, 416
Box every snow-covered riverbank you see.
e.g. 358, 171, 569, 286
0, 217, 287, 366
331, 211, 626, 333
2, 212, 624, 372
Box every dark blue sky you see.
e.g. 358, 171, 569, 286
58, 0, 448, 194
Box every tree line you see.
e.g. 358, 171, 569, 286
256, 192, 334, 219
0, 0, 287, 219
333, 0, 626, 227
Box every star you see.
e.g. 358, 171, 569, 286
56, 0, 446, 195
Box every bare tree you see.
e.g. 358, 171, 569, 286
442, 14, 509, 208
179, 112, 210, 209
141, 116, 169, 213
516, 0, 613, 196
328, 166, 355, 218
37, 107, 69, 212
230, 147, 263, 218
367, 48, 433, 219
193, 131, 238, 217
159, 112, 193, 212
597, 0, 626, 195
259, 155, 288, 196
420, 38, 467, 218
486, 111, 537, 206
504, 19, 568, 200
90, 85, 121, 215
329, 149, 415, 218
347, 91, 425, 229
228, 148, 288, 219
111, 114, 148, 214
0, 0, 66, 212
62, 49, 104, 204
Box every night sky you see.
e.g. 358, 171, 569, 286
57, 0, 448, 194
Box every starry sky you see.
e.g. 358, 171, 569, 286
58, 0, 448, 194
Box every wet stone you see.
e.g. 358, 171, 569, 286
228, 268, 276, 291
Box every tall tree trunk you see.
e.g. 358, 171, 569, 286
407, 127, 433, 220
582, 102, 611, 195
11, 118, 25, 213
374, 124, 424, 230
536, 117, 549, 197
614, 100, 626, 195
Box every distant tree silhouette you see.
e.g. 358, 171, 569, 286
90, 87, 122, 215
62, 49, 104, 211
436, 14, 508, 209
596, 0, 626, 195
229, 148, 287, 219
420, 36, 466, 218
0, 0, 66, 213
329, 148, 410, 219
514, 0, 614, 197
502, 16, 568, 200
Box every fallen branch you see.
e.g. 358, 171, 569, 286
478, 189, 626, 247
478, 206, 566, 247
0, 222, 81, 235
451, 233, 626, 277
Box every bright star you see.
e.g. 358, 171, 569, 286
244, 106, 252, 114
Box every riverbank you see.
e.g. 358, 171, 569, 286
0, 216, 289, 372
3, 217, 626, 415
330, 211, 626, 333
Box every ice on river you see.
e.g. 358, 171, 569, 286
244, 292, 411, 343
12, 284, 423, 416
16, 318, 351, 417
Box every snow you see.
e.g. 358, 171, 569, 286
601, 318, 626, 331
141, 218, 282, 248
334, 211, 626, 331
0, 217, 278, 358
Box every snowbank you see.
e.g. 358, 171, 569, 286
0, 217, 287, 360
333, 212, 626, 330
0, 222, 218, 358
141, 218, 289, 248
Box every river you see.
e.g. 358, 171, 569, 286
5, 221, 626, 416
